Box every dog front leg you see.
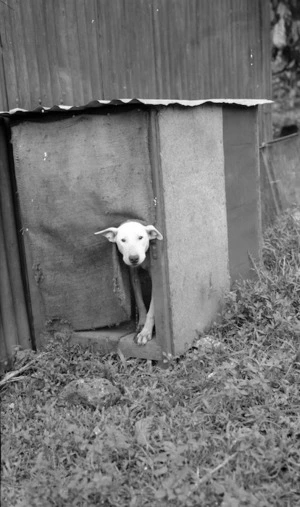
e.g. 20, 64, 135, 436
136, 294, 155, 345
130, 269, 147, 331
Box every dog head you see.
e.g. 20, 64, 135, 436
95, 221, 163, 266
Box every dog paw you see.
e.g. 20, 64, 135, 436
135, 328, 153, 345
136, 323, 145, 334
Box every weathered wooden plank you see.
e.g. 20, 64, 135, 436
158, 105, 230, 355
0, 209, 21, 359
223, 106, 259, 208
148, 109, 173, 357
223, 106, 262, 281
70, 322, 135, 356
118, 334, 162, 361
226, 200, 261, 281
0, 120, 32, 355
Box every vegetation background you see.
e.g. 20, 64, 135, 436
271, 0, 300, 135
1, 213, 300, 507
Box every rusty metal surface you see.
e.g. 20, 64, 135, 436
0, 0, 271, 111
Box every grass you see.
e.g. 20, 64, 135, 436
1, 211, 300, 507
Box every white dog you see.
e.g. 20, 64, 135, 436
95, 221, 163, 344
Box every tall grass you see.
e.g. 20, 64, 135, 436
1, 212, 300, 507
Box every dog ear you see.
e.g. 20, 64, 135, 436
145, 225, 163, 240
94, 227, 118, 242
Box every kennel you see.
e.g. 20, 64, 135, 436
6, 99, 269, 360
0, 0, 272, 368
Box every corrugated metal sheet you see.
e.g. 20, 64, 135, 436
2, 98, 273, 115
0, 0, 271, 112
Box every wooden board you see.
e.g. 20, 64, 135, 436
223, 106, 261, 281
71, 326, 162, 361
158, 105, 230, 355
0, 120, 32, 369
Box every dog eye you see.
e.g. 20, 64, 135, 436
138, 236, 143, 240
121, 238, 126, 243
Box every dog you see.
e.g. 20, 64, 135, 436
95, 221, 163, 345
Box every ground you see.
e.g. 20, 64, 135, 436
1, 211, 300, 507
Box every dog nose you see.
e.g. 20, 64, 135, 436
129, 255, 139, 265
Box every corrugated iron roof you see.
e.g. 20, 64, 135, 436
2, 98, 273, 115
0, 0, 271, 112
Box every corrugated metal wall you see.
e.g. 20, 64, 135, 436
0, 0, 271, 111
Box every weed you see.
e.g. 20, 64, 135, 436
1, 212, 300, 506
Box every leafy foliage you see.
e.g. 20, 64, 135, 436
1, 212, 300, 507
271, 0, 300, 76
271, 0, 300, 134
